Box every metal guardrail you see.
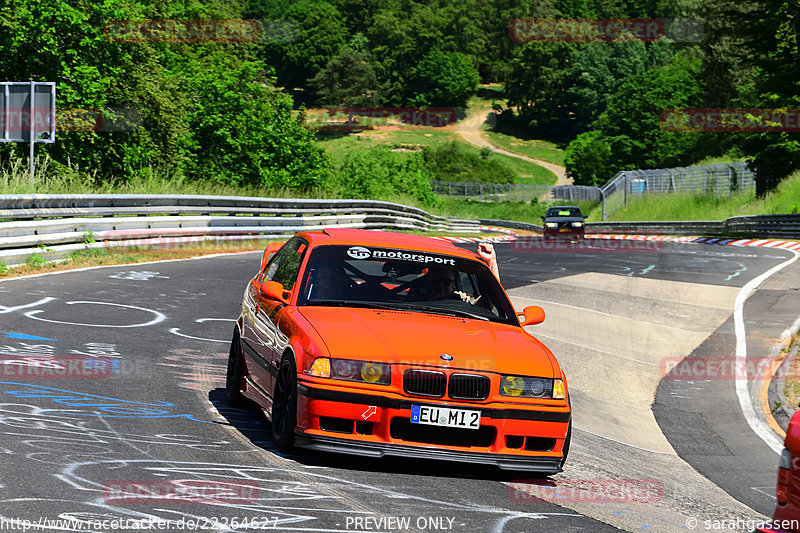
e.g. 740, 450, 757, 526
0, 194, 482, 266
589, 215, 800, 238
726, 215, 800, 239
1, 195, 796, 268
481, 214, 800, 239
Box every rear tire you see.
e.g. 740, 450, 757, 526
226, 329, 246, 407
271, 354, 298, 452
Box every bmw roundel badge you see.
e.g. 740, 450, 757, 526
440, 354, 454, 361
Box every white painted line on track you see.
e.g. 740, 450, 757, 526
531, 332, 658, 367
781, 315, 800, 340
0, 250, 263, 283
734, 249, 800, 454
573, 427, 677, 455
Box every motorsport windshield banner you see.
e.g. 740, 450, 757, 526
307, 245, 487, 274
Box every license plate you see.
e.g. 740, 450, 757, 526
559, 228, 571, 232
410, 405, 481, 429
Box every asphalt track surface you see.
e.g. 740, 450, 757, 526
0, 239, 795, 533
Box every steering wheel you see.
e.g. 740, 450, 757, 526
431, 292, 462, 301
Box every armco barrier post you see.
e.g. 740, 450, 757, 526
600, 189, 606, 221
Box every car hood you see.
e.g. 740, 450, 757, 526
297, 306, 556, 377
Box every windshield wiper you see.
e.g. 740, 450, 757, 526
306, 300, 491, 321
306, 300, 398, 310
394, 303, 490, 321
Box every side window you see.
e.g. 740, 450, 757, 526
260, 239, 307, 291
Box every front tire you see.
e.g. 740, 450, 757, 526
271, 354, 298, 452
226, 329, 246, 407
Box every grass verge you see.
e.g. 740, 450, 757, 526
600, 170, 800, 222
481, 130, 566, 167
0, 240, 274, 280
434, 196, 599, 224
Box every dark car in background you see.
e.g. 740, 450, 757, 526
541, 206, 586, 241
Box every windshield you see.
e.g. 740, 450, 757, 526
546, 207, 582, 217
297, 245, 518, 325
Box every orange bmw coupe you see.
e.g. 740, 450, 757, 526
227, 229, 571, 473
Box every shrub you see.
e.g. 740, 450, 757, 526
330, 147, 437, 206
421, 141, 515, 184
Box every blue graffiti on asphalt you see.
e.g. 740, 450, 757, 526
0, 382, 212, 423
4, 333, 58, 342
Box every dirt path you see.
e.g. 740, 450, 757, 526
454, 110, 573, 186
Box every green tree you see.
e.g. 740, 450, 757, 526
0, 0, 332, 190
504, 41, 576, 138
564, 41, 664, 135
182, 56, 330, 189
729, 0, 800, 195
310, 34, 382, 107
563, 130, 612, 185
260, 0, 348, 91
565, 50, 707, 183
408, 48, 479, 108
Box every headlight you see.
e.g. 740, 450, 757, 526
331, 359, 390, 385
571, 221, 583, 228
545, 222, 558, 228
308, 357, 331, 378
500, 375, 558, 398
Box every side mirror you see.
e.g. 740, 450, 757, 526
540, 215, 546, 221
518, 305, 545, 326
260, 280, 290, 305
260, 242, 283, 271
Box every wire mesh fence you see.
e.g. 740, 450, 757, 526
598, 162, 755, 219
430, 181, 551, 202
431, 162, 756, 220
550, 185, 602, 202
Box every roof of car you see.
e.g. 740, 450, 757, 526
300, 228, 477, 259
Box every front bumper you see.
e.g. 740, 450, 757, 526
543, 227, 584, 239
295, 432, 564, 473
295, 382, 570, 472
